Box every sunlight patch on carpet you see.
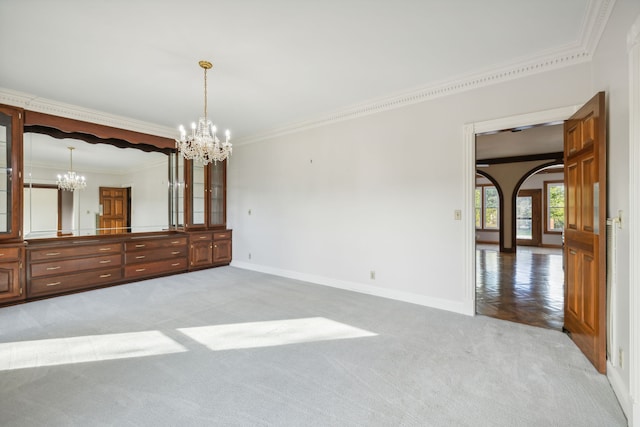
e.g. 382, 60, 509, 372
0, 331, 187, 371
178, 317, 377, 351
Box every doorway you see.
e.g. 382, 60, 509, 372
471, 115, 568, 331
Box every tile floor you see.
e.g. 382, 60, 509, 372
475, 244, 564, 330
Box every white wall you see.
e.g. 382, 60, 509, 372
590, 0, 640, 419
228, 62, 591, 313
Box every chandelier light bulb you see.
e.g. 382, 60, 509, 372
176, 60, 232, 165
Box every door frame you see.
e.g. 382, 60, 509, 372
463, 105, 579, 315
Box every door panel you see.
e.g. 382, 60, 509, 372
99, 187, 129, 234
563, 92, 606, 374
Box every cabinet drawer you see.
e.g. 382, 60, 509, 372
190, 232, 212, 242
0, 247, 21, 261
213, 231, 231, 240
125, 237, 188, 252
124, 258, 188, 279
30, 243, 122, 261
30, 254, 121, 278
125, 246, 187, 264
29, 267, 122, 298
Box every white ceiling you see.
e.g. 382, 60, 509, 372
0, 0, 605, 151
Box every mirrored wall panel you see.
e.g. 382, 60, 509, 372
23, 133, 172, 238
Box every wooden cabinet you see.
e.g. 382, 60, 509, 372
0, 105, 23, 241
124, 235, 188, 279
189, 230, 232, 270
0, 244, 24, 304
27, 241, 123, 298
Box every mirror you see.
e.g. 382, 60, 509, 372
23, 132, 173, 238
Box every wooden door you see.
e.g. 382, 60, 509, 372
563, 92, 607, 373
516, 189, 541, 246
99, 187, 128, 234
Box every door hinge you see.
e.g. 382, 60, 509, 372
19, 286, 23, 296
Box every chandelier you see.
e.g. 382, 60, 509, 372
57, 146, 86, 192
176, 60, 232, 165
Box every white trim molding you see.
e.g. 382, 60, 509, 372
231, 261, 470, 316
237, 0, 615, 146
628, 12, 640, 427
463, 105, 580, 318
0, 2, 615, 147
0, 87, 176, 138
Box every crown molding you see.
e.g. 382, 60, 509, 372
0, 1, 616, 147
236, 0, 616, 146
0, 88, 176, 139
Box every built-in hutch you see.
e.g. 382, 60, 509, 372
0, 103, 232, 306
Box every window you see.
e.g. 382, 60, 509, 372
475, 185, 499, 230
545, 181, 564, 233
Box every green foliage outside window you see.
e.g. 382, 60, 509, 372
547, 182, 565, 231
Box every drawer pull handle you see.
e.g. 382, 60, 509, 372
171, 241, 181, 244
171, 251, 180, 255
99, 260, 112, 264
569, 249, 577, 255
199, 236, 208, 239
99, 274, 112, 278
136, 255, 146, 259
0, 253, 5, 257
46, 252, 61, 256
171, 263, 181, 267
99, 247, 112, 251
135, 244, 146, 248
46, 282, 61, 287
135, 268, 146, 272
46, 266, 61, 271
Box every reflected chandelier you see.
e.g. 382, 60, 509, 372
176, 60, 232, 165
57, 146, 86, 191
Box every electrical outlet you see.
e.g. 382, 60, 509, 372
370, 270, 376, 280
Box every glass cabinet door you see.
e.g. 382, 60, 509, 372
169, 152, 185, 228
0, 105, 22, 239
190, 160, 206, 225
209, 161, 225, 226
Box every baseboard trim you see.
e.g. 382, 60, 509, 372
231, 261, 472, 316
607, 360, 632, 422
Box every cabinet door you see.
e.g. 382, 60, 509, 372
0, 261, 23, 303
209, 161, 226, 227
190, 240, 213, 267
190, 160, 206, 226
0, 105, 23, 240
213, 239, 231, 264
